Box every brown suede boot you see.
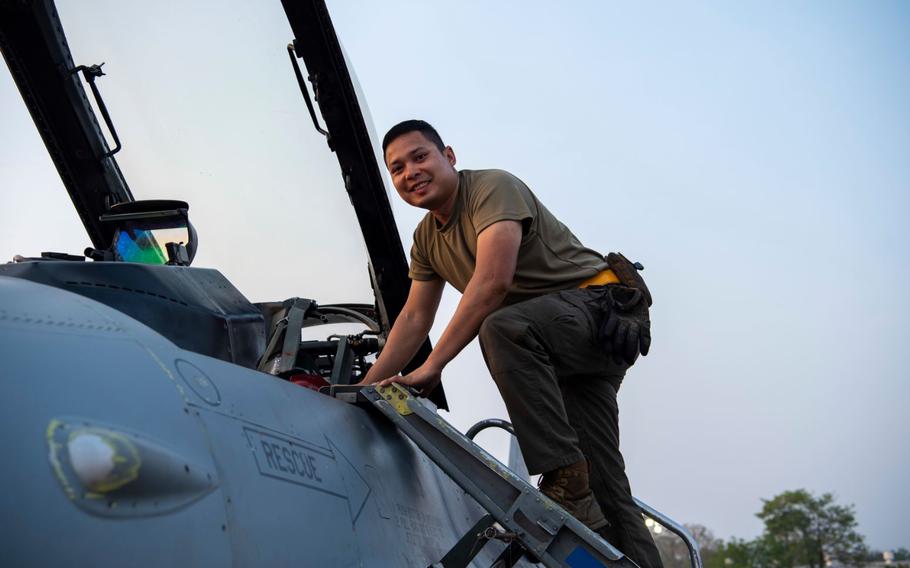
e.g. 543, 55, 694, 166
538, 459, 608, 530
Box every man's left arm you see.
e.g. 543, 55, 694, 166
379, 220, 522, 393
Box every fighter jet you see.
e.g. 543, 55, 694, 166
0, 1, 700, 566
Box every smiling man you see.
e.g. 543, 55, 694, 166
361, 120, 661, 568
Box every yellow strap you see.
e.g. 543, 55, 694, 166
579, 268, 620, 288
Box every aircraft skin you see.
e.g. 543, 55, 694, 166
0, 0, 703, 563
1, 1, 698, 565
0, 0, 529, 563
0, 273, 519, 566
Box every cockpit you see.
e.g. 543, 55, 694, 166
1, 195, 383, 389
0, 0, 438, 404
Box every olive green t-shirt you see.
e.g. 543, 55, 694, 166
408, 169, 608, 305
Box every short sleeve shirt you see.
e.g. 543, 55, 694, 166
409, 169, 608, 305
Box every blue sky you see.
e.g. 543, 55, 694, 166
1, 0, 907, 551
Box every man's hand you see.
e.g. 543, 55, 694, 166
377, 362, 442, 396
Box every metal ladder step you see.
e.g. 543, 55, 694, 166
323, 383, 641, 568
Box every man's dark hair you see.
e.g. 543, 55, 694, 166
382, 120, 445, 155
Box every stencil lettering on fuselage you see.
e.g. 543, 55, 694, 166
395, 503, 445, 548
243, 427, 345, 498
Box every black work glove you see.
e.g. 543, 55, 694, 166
600, 285, 651, 365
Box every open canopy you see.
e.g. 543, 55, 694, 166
0, 0, 444, 407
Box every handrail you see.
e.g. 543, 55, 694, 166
468, 418, 703, 568
635, 497, 703, 568
465, 418, 515, 440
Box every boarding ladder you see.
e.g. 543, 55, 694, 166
324, 383, 702, 568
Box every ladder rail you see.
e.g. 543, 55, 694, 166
635, 498, 703, 568
464, 419, 703, 568
350, 384, 639, 568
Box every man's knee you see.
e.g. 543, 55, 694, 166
478, 308, 510, 347
479, 306, 532, 349
478, 308, 540, 376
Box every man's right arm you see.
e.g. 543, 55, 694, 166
360, 278, 445, 384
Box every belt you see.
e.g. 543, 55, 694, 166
578, 268, 620, 288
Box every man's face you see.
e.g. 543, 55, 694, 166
385, 131, 458, 212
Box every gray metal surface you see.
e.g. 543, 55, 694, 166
0, 276, 527, 566
358, 385, 640, 568
0, 260, 266, 369
0, 1, 695, 565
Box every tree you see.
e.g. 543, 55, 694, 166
690, 524, 724, 568
708, 537, 767, 568
648, 490, 870, 568
756, 489, 867, 568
